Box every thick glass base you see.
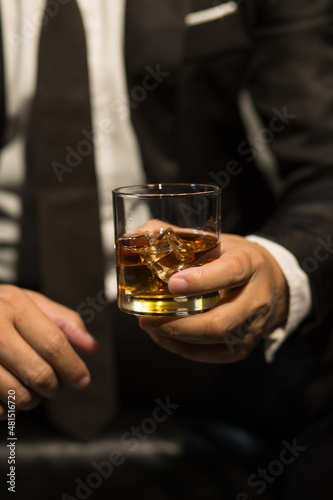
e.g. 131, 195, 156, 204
118, 291, 220, 316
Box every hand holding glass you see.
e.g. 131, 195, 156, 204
112, 184, 221, 316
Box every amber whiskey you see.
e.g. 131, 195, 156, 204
115, 227, 221, 316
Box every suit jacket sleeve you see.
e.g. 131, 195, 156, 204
246, 0, 333, 332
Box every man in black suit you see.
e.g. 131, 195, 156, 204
0, 1, 333, 498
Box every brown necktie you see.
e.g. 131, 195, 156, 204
27, 0, 118, 440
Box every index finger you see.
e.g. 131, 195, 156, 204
14, 294, 90, 389
139, 287, 248, 344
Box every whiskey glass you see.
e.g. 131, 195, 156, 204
112, 184, 221, 316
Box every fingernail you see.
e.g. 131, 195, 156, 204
73, 374, 91, 390
168, 277, 188, 294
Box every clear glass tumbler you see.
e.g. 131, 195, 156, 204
112, 183, 221, 316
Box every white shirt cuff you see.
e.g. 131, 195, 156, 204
246, 235, 312, 362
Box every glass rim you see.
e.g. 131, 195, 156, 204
112, 183, 221, 198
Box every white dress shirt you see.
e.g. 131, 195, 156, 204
0, 0, 145, 297
0, 0, 311, 360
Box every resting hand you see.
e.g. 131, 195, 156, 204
139, 234, 289, 363
0, 286, 98, 419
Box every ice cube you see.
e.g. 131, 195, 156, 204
118, 232, 161, 293
145, 227, 195, 283
119, 233, 150, 252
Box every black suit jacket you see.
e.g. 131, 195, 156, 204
0, 0, 333, 437
121, 0, 333, 433
123, 0, 333, 332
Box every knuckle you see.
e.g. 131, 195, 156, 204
30, 364, 56, 391
192, 267, 205, 287
0, 285, 22, 306
42, 333, 67, 360
248, 301, 272, 329
227, 254, 249, 283
257, 294, 272, 310
252, 310, 270, 330
253, 247, 267, 271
